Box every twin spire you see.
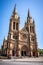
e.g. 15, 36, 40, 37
14, 4, 31, 18
12, 4, 33, 23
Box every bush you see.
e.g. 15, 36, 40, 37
0, 56, 8, 59
38, 48, 43, 55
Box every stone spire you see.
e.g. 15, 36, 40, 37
11, 4, 17, 18
28, 9, 30, 17
4, 37, 7, 40
27, 9, 31, 18
27, 9, 32, 23
13, 4, 17, 13
33, 19, 35, 24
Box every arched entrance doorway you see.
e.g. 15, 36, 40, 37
21, 45, 28, 56
12, 50, 15, 56
33, 52, 35, 56
21, 51, 26, 56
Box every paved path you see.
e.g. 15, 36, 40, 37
13, 57, 43, 62
0, 57, 43, 62
0, 61, 43, 65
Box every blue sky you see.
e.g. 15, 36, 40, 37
0, 0, 43, 49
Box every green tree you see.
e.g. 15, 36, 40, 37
38, 48, 43, 55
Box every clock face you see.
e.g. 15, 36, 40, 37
15, 14, 18, 19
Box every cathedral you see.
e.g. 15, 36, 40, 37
2, 5, 39, 58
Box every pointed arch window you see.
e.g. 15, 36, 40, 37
16, 23, 18, 30
26, 27, 29, 32
13, 22, 15, 29
30, 26, 34, 33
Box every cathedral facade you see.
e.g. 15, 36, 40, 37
2, 5, 39, 57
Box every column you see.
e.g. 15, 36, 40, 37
31, 51, 33, 57
18, 50, 21, 57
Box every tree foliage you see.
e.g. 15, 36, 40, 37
38, 48, 43, 54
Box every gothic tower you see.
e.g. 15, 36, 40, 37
7, 4, 20, 56
25, 10, 38, 57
